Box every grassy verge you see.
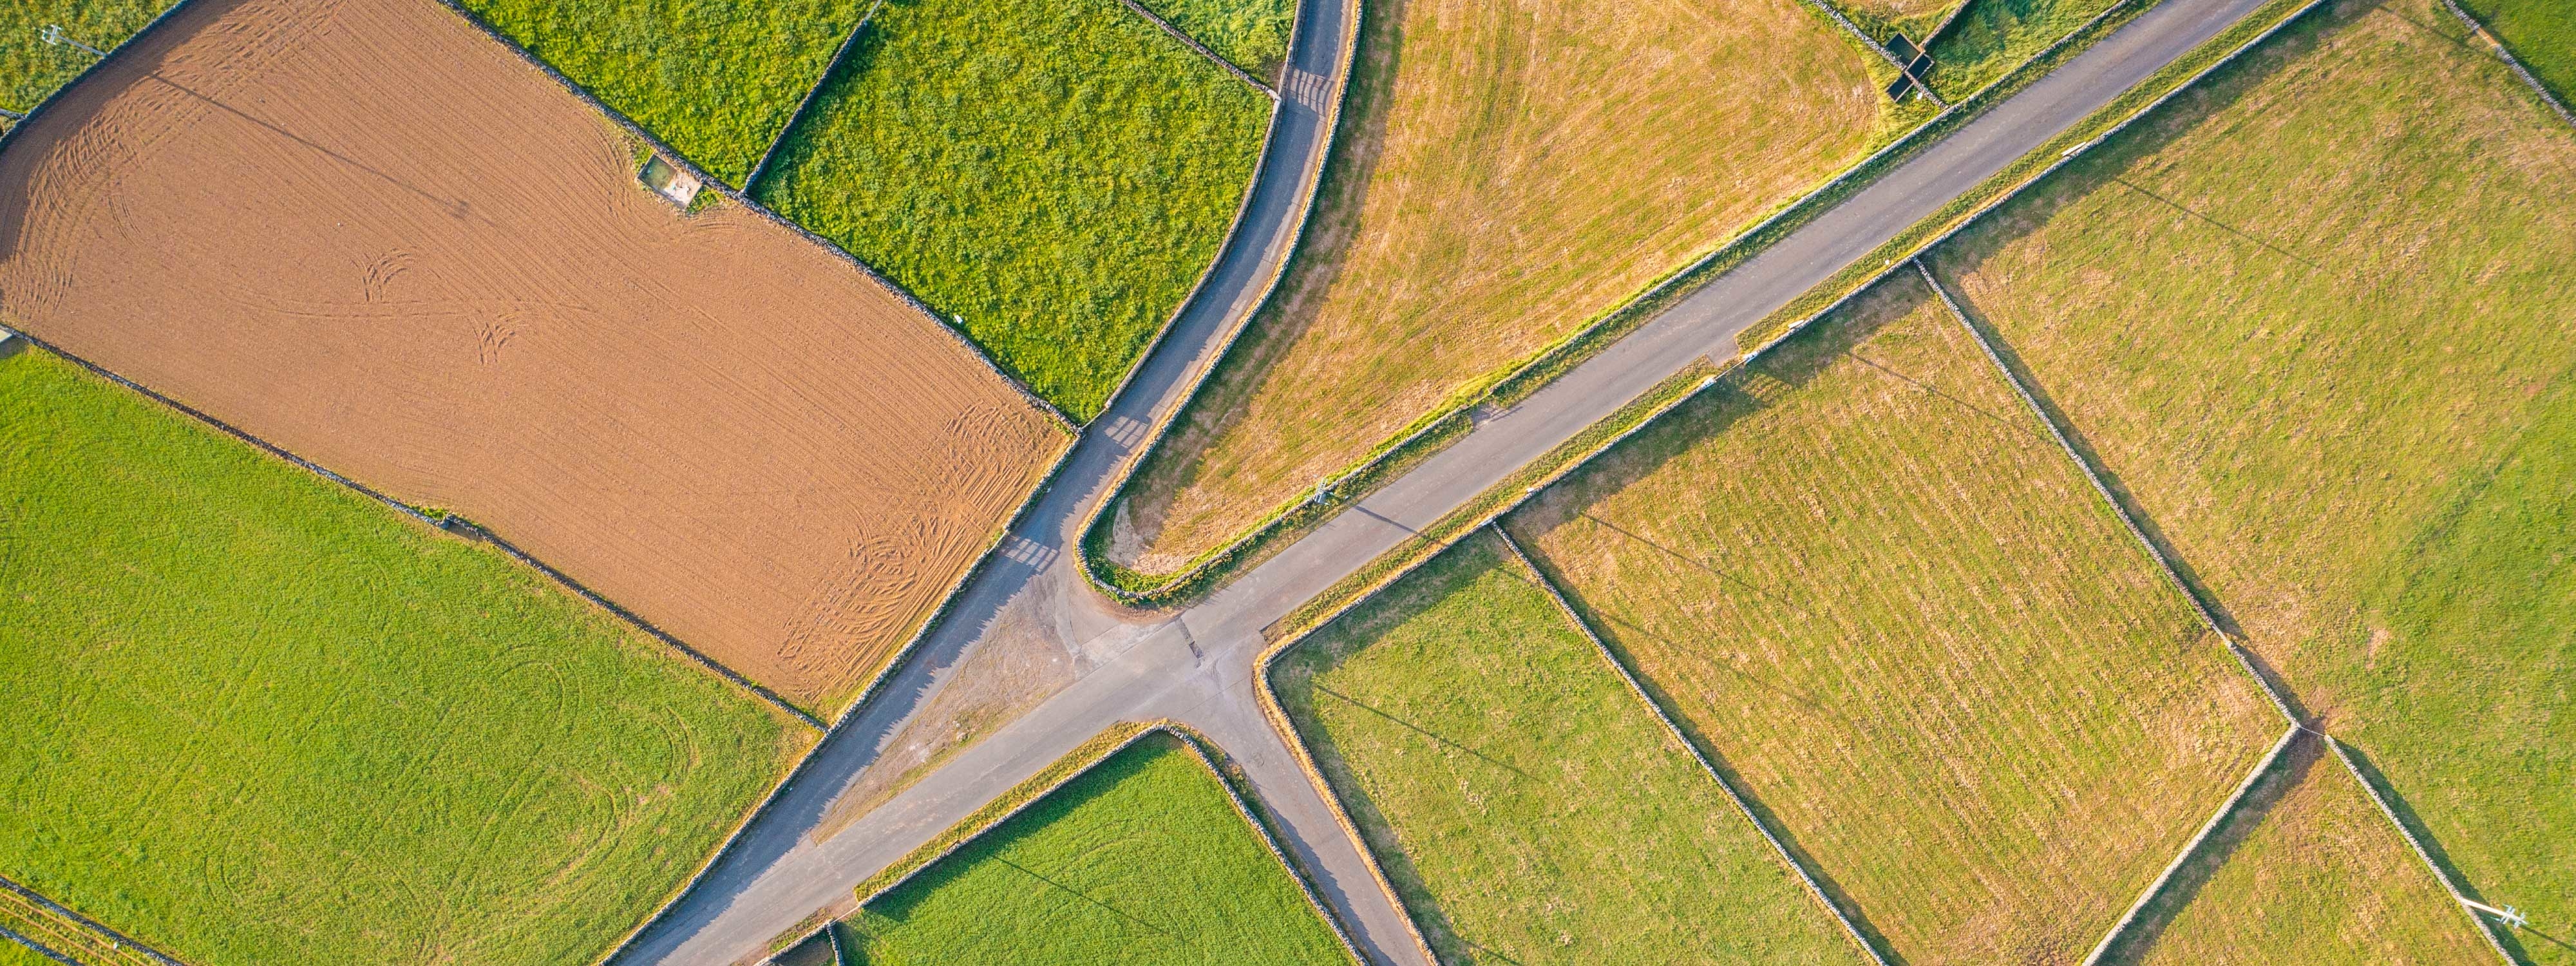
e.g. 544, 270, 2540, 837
844, 731, 1352, 965
2458, 0, 2576, 105
0, 1, 175, 123
1139, 0, 1296, 79
1089, 0, 2163, 609
0, 350, 801, 966
1930, 0, 2576, 954
756, 0, 1268, 421
1925, 0, 2129, 97
1507, 277, 2278, 963
453, 0, 864, 185
1273, 529, 1862, 963
2128, 741, 2491, 964
1099, 0, 1883, 575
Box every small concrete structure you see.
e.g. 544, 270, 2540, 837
0, 326, 24, 360
640, 153, 703, 208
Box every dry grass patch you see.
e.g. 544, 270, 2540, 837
1509, 275, 2278, 965
1105, 0, 1882, 574
2131, 740, 2491, 965
0, 0, 1068, 715
1933, 0, 2576, 951
1274, 530, 1865, 964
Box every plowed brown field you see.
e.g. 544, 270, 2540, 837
0, 0, 1068, 712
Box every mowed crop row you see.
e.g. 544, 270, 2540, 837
1929, 0, 2576, 953
840, 732, 1353, 965
0, 349, 802, 966
1273, 529, 1863, 963
1101, 0, 1886, 578
0, 0, 1069, 715
1505, 275, 2279, 963
755, 0, 1271, 420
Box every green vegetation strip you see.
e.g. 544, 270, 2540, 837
0, 349, 794, 966
846, 728, 1354, 965
0, 0, 180, 131
851, 721, 1159, 904
453, 0, 866, 185
1083, 0, 2155, 609
757, 0, 1269, 421
1137, 0, 1296, 79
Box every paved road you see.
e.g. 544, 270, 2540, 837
615, 0, 2278, 959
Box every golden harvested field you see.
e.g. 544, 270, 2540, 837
1933, 0, 2576, 949
1509, 276, 2279, 964
2134, 739, 2491, 964
0, 0, 1067, 713
1106, 0, 1882, 573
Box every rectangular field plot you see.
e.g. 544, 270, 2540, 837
0, 1, 176, 128
1139, 0, 1297, 80
456, 0, 865, 185
0, 0, 1069, 714
1104, 0, 1884, 576
843, 733, 1352, 965
1273, 530, 1866, 964
1931, 0, 2576, 951
754, 0, 1271, 421
1508, 276, 2280, 964
0, 349, 800, 966
2128, 739, 2490, 964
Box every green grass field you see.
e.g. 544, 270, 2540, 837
0, 940, 52, 966
757, 0, 1268, 421
455, 0, 864, 186
1508, 276, 2280, 964
1273, 530, 1864, 964
1926, 0, 2128, 97
1933, 0, 2576, 956
0, 349, 800, 966
0, 0, 174, 125
2134, 744, 2491, 965
2460, 0, 2576, 106
1140, 0, 1296, 79
844, 732, 1350, 965
1103, 0, 1881, 574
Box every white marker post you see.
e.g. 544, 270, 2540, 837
2461, 899, 2528, 930
43, 24, 111, 59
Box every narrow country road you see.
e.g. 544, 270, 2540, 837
614, 0, 2279, 959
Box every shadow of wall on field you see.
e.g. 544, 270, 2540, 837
2333, 740, 2543, 963
1112, 0, 1415, 542
2096, 728, 2315, 963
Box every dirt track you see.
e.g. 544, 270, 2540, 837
0, 0, 1067, 711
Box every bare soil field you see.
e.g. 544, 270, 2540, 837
0, 0, 1067, 713
1510, 277, 2278, 965
1104, 0, 1881, 574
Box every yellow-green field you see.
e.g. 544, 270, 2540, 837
1105, 0, 1884, 574
2133, 740, 2491, 964
1508, 276, 2278, 964
0, 350, 801, 965
1932, 0, 2576, 954
1274, 530, 1865, 964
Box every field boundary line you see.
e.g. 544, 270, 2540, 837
1493, 524, 1900, 966
0, 873, 186, 966
2079, 724, 2299, 965
2325, 735, 2523, 963
1111, 0, 1278, 95
1080, 0, 2157, 609
427, 0, 1077, 434
2433, 0, 2575, 129
0, 925, 77, 966
743, 0, 887, 193
6, 335, 824, 734
1916, 260, 2303, 726
1164, 723, 1370, 965
0, 0, 206, 156
1799, 0, 1947, 105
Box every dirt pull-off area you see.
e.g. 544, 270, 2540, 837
0, 0, 1068, 712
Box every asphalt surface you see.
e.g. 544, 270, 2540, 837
614, 0, 2278, 959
